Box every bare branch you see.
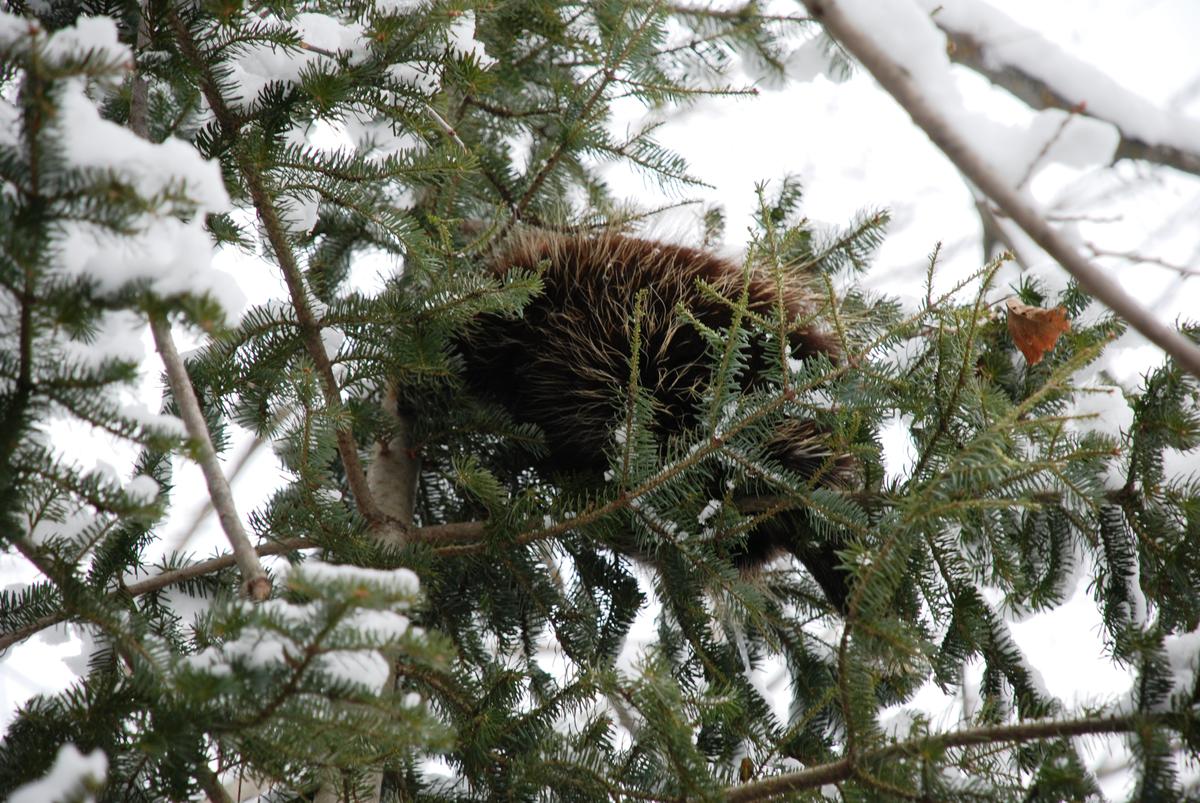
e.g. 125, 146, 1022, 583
130, 12, 267, 601
802, 0, 1200, 380
151, 316, 271, 600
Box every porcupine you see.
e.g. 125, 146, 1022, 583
457, 230, 854, 610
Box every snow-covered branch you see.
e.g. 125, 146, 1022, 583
801, 0, 1200, 380
926, 0, 1200, 178
725, 712, 1151, 801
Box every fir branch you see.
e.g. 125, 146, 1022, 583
509, 7, 661, 228
662, 2, 811, 24
908, 257, 1002, 480
0, 520, 485, 652
725, 713, 1152, 801
166, 9, 387, 532
0, 537, 307, 653
801, 0, 1200, 379
620, 291, 648, 486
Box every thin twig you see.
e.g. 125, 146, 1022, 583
802, 0, 1200, 380
1085, 244, 1200, 277
1015, 109, 1076, 190
421, 102, 468, 151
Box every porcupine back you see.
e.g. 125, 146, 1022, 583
458, 230, 852, 608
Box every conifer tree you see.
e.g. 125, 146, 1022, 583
0, 1, 1198, 801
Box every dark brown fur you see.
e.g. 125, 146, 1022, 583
458, 231, 851, 608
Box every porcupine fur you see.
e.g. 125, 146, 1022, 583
458, 230, 854, 609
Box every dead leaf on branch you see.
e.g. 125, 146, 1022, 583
1006, 297, 1070, 365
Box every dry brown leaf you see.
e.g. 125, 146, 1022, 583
1006, 297, 1070, 365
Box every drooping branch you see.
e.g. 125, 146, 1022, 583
725, 713, 1147, 801
0, 520, 487, 653
0, 537, 308, 653
801, 0, 1200, 380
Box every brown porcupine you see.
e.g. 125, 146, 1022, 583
457, 230, 853, 609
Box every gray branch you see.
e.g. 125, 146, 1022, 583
151, 316, 271, 600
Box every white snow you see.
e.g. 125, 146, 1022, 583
920, 0, 1200, 154
118, 404, 189, 440
344, 609, 413, 642
54, 217, 244, 320
9, 743, 107, 803
835, 0, 1120, 190
226, 13, 367, 107
186, 627, 295, 676
447, 11, 496, 68
1163, 626, 1200, 703
56, 82, 228, 215
40, 80, 241, 318
376, 0, 429, 12
0, 13, 129, 69
42, 16, 129, 67
293, 559, 421, 595
317, 649, 391, 692
1066, 381, 1132, 440
124, 475, 160, 504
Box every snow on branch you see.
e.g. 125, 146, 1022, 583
921, 0, 1200, 179
801, 0, 1200, 380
